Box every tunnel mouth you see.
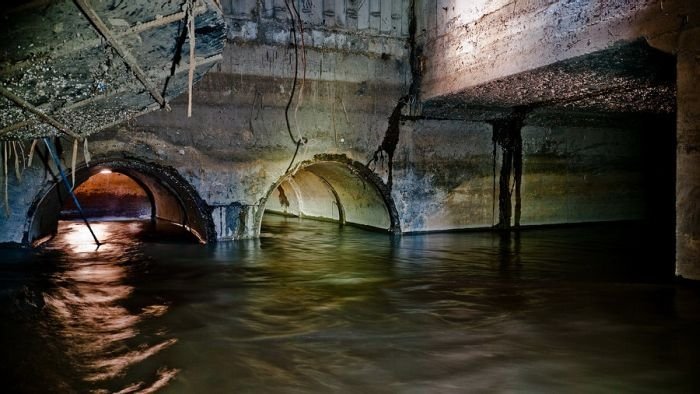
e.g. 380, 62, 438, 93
59, 170, 153, 221
259, 155, 400, 235
26, 158, 214, 246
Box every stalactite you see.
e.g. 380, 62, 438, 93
83, 137, 91, 166
12, 141, 20, 181
27, 139, 37, 167
3, 142, 8, 216
513, 128, 523, 227
71, 138, 78, 189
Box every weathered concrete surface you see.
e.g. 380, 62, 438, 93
393, 119, 497, 232
422, 40, 677, 118
392, 114, 659, 232
676, 27, 700, 280
521, 123, 646, 225
0, 1, 411, 244
417, 0, 699, 104
0, 0, 685, 262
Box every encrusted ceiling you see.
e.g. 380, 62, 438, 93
0, 0, 226, 141
421, 40, 676, 120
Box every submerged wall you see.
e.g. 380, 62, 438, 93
392, 113, 670, 233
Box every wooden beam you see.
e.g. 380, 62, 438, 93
73, 0, 172, 111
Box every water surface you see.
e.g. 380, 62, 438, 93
1, 216, 698, 393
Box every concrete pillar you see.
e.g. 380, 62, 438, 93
676, 27, 700, 280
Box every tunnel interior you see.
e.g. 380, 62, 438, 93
60, 170, 152, 220
262, 159, 399, 233
27, 159, 214, 245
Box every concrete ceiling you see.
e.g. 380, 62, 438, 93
0, 0, 226, 140
421, 40, 676, 120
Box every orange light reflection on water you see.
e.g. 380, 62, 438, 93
43, 221, 177, 390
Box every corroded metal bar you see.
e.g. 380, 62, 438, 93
0, 85, 81, 139
1, 54, 223, 136
73, 0, 172, 111
2, 5, 208, 75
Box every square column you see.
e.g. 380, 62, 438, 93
676, 27, 700, 280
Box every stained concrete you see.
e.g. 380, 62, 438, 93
416, 0, 699, 105
0, 0, 695, 281
676, 27, 700, 280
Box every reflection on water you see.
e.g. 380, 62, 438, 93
0, 216, 699, 393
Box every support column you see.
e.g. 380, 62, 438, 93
676, 27, 700, 280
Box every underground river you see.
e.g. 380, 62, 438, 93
1, 215, 699, 393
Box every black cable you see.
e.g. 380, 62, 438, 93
283, 0, 300, 146
282, 0, 308, 174
285, 139, 302, 173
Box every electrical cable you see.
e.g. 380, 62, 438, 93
282, 0, 307, 173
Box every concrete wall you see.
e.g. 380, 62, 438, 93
393, 120, 495, 232
392, 115, 659, 233
676, 27, 700, 280
521, 124, 646, 225
0, 0, 672, 247
415, 0, 699, 101
0, 1, 412, 243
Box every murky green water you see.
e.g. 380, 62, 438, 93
1, 216, 699, 393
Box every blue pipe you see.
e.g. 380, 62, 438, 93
43, 138, 100, 246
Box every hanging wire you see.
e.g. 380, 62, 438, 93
282, 0, 307, 173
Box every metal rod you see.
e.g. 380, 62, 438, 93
3, 4, 208, 76
187, 0, 196, 118
73, 0, 172, 111
42, 138, 100, 246
1, 54, 223, 136
0, 85, 82, 139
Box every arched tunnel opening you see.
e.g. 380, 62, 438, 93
260, 158, 400, 234
60, 170, 152, 221
26, 158, 214, 246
